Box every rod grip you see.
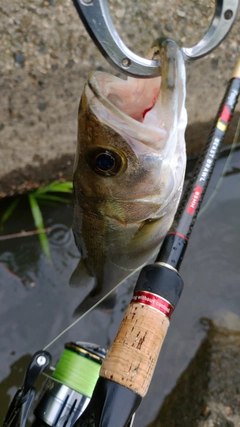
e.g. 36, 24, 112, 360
100, 301, 169, 397
100, 264, 184, 397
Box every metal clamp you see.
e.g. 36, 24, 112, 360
72, 0, 239, 78
182, 0, 239, 61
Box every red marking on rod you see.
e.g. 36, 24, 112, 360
131, 290, 174, 319
187, 185, 203, 215
168, 232, 188, 242
219, 104, 231, 124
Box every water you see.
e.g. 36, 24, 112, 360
0, 148, 239, 426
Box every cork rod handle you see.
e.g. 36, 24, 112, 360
100, 301, 169, 397
100, 263, 184, 398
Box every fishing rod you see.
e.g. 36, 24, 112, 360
157, 58, 240, 269
3, 58, 240, 427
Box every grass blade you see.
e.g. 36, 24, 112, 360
50, 181, 73, 192
28, 194, 51, 259
35, 181, 73, 195
0, 198, 20, 227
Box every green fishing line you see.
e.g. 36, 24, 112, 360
52, 347, 102, 397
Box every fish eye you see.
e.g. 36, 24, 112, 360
88, 148, 126, 177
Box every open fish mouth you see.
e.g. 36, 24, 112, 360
89, 72, 161, 124
84, 72, 168, 151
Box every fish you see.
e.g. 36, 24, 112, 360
71, 38, 187, 314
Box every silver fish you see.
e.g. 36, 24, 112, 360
71, 38, 187, 313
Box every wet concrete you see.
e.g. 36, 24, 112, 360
0, 148, 240, 425
148, 314, 240, 427
0, 0, 239, 197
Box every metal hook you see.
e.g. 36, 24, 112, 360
72, 0, 239, 78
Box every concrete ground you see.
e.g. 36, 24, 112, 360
148, 311, 240, 427
0, 0, 239, 197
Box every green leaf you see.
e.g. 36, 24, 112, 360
28, 194, 51, 259
28, 194, 44, 229
51, 181, 73, 191
0, 198, 20, 226
38, 232, 51, 260
34, 181, 73, 195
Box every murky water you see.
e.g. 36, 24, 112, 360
0, 148, 240, 426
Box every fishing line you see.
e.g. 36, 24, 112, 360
43, 268, 140, 351
43, 291, 111, 351
198, 116, 240, 217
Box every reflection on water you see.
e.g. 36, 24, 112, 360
0, 149, 240, 425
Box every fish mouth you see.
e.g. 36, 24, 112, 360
91, 72, 161, 124
85, 43, 187, 151
86, 71, 167, 148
